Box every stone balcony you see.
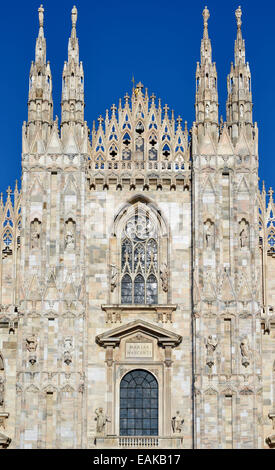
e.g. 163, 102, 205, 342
88, 160, 191, 191
89, 160, 190, 173
93, 435, 183, 449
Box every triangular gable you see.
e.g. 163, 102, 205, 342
30, 129, 45, 154
44, 272, 59, 300
47, 127, 62, 154
220, 270, 236, 302
198, 129, 216, 155
217, 125, 234, 155
64, 131, 79, 154
30, 177, 45, 201
63, 274, 77, 301
237, 176, 250, 194
235, 127, 252, 156
96, 319, 182, 348
64, 174, 78, 196
28, 274, 42, 301
202, 176, 216, 196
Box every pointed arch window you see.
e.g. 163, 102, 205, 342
121, 215, 158, 304
122, 133, 131, 161
95, 155, 105, 169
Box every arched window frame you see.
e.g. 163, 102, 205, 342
109, 198, 169, 306
120, 369, 159, 436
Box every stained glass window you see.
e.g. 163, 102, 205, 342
120, 215, 158, 304
120, 370, 158, 436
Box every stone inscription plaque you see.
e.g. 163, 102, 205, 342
125, 342, 153, 358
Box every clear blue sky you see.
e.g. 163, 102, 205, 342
0, 0, 273, 196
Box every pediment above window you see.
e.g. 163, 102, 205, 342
95, 318, 182, 349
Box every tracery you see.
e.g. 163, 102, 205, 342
121, 214, 158, 304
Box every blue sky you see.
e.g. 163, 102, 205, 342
0, 0, 273, 197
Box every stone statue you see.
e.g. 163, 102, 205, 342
240, 104, 244, 119
206, 335, 217, 354
71, 5, 78, 27
171, 411, 184, 433
63, 337, 73, 365
110, 264, 118, 293
240, 337, 250, 367
0, 377, 4, 406
65, 230, 75, 250
160, 263, 168, 293
31, 226, 40, 249
204, 220, 214, 249
95, 408, 110, 434
206, 335, 217, 368
240, 227, 248, 248
38, 4, 44, 28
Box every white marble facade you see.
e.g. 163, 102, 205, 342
0, 5, 274, 449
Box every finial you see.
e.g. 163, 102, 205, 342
235, 6, 242, 29
203, 6, 210, 38
38, 4, 44, 28
71, 5, 78, 28
164, 104, 169, 115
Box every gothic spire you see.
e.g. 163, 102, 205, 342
195, 6, 219, 141
201, 6, 212, 63
226, 6, 253, 142
235, 6, 245, 65
61, 6, 85, 140
36, 4, 46, 64
27, 5, 53, 142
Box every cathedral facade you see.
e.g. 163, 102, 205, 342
0, 5, 274, 449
